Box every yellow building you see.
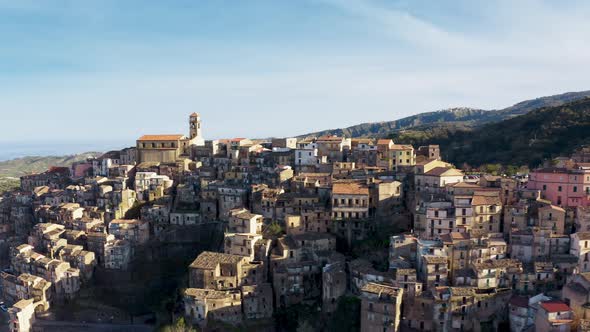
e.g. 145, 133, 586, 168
390, 144, 415, 169
136, 134, 188, 163
136, 113, 205, 163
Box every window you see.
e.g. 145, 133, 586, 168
543, 185, 547, 191
574, 186, 578, 193
558, 186, 562, 192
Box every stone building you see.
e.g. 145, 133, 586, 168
360, 283, 404, 332
331, 181, 370, 220
228, 209, 263, 234
1, 272, 51, 312
322, 261, 347, 312
223, 233, 267, 260
183, 288, 242, 327
8, 299, 36, 332
136, 134, 189, 164
10, 244, 80, 301
104, 239, 132, 270
108, 219, 150, 245
136, 113, 205, 163
241, 283, 274, 320
55, 244, 96, 281
189, 251, 258, 290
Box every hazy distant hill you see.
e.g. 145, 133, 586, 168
390, 97, 590, 167
0, 152, 100, 178
301, 91, 590, 138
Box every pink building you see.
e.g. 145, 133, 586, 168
527, 166, 590, 207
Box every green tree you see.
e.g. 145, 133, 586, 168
159, 317, 198, 332
265, 222, 283, 237
325, 296, 361, 332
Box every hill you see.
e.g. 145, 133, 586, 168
390, 97, 590, 167
0, 152, 101, 178
301, 91, 590, 138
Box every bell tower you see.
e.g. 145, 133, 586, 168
189, 113, 204, 146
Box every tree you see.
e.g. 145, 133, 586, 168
265, 222, 283, 238
297, 320, 315, 332
325, 296, 361, 332
159, 317, 199, 332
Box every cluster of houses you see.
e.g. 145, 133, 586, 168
1, 113, 590, 331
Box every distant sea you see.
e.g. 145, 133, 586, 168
0, 141, 131, 162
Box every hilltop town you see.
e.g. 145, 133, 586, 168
2, 113, 590, 332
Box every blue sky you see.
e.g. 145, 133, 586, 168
1, 0, 590, 152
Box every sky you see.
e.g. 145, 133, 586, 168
1, 0, 590, 156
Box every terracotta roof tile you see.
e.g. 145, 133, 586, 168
377, 139, 393, 145
361, 282, 400, 296
332, 181, 369, 195
540, 301, 571, 313
138, 134, 184, 141
425, 167, 463, 177
472, 195, 501, 205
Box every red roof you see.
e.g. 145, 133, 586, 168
540, 301, 571, 313
377, 139, 393, 145
138, 134, 184, 141
390, 144, 413, 150
332, 181, 369, 195
48, 166, 69, 174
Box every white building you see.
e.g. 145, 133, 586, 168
570, 232, 590, 272
134, 172, 173, 201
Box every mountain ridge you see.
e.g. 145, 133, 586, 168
300, 90, 590, 138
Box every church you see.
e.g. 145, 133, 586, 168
136, 113, 205, 164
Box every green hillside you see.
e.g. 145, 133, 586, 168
0, 152, 100, 178
391, 97, 590, 167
